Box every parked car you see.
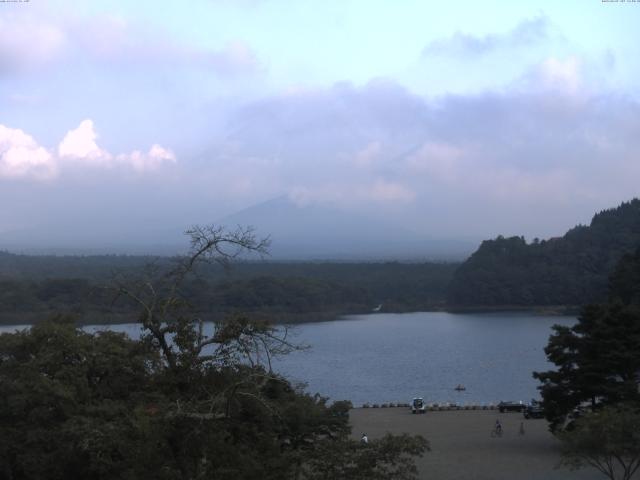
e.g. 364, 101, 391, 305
497, 400, 525, 413
411, 397, 426, 414
523, 402, 544, 419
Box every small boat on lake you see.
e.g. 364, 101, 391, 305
454, 384, 466, 391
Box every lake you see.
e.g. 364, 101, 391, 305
0, 311, 575, 406
272, 312, 575, 406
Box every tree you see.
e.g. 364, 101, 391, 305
609, 247, 640, 306
300, 433, 429, 480
0, 317, 161, 480
558, 404, 640, 480
534, 247, 640, 431
533, 303, 640, 430
448, 198, 640, 307
110, 224, 273, 372
0, 225, 429, 480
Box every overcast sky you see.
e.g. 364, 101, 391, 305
1, 0, 639, 247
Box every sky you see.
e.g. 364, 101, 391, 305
1, 0, 639, 251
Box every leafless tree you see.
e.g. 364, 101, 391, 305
110, 225, 300, 371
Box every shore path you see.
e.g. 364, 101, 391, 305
350, 408, 606, 480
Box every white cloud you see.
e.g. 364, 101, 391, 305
117, 145, 177, 172
539, 56, 581, 94
58, 119, 111, 164
0, 120, 175, 181
58, 119, 175, 172
0, 125, 56, 180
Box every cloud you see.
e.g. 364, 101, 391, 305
0, 125, 56, 180
406, 142, 464, 182
11, 66, 637, 241
116, 145, 177, 172
0, 15, 66, 74
58, 119, 111, 164
76, 16, 263, 75
423, 15, 550, 58
57, 119, 175, 172
538, 56, 581, 94
0, 12, 262, 78
206, 73, 640, 237
353, 141, 383, 168
0, 120, 175, 181
509, 55, 588, 100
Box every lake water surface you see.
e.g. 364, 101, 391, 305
272, 312, 576, 406
0, 311, 575, 406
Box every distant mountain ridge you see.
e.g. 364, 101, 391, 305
0, 195, 476, 260
447, 198, 640, 306
219, 195, 475, 260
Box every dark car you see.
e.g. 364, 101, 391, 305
523, 402, 544, 419
497, 401, 525, 413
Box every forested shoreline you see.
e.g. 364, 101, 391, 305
0, 255, 458, 325
1, 198, 639, 325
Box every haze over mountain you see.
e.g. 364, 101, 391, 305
0, 195, 476, 260
219, 196, 477, 260
2, 2, 639, 254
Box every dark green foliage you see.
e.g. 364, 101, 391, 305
0, 319, 428, 480
0, 226, 428, 479
534, 304, 640, 430
301, 433, 430, 480
0, 318, 158, 480
187, 275, 373, 314
609, 247, 640, 306
449, 199, 640, 306
534, 248, 640, 431
0, 257, 457, 325
558, 404, 640, 480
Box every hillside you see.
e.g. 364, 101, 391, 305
447, 199, 640, 306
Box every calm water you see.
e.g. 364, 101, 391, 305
272, 312, 575, 406
0, 312, 575, 406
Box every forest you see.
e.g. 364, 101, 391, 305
1, 198, 640, 325
0, 252, 457, 325
448, 199, 640, 307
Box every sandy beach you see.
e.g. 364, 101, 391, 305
350, 408, 608, 480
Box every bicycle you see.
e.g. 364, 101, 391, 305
490, 426, 503, 438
